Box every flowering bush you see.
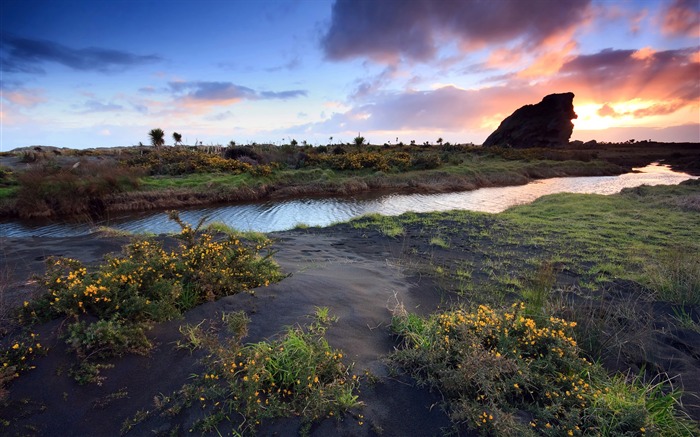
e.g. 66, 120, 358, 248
123, 147, 272, 176
139, 309, 361, 435
23, 212, 283, 383
391, 303, 696, 436
0, 332, 43, 400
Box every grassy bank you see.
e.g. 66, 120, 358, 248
345, 179, 700, 434
0, 143, 638, 219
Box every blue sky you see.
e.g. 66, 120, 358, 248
1, 0, 698, 149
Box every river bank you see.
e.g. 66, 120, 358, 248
1, 181, 699, 435
2, 142, 698, 221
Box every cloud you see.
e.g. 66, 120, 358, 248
662, 0, 700, 37
574, 123, 700, 143
1, 88, 46, 108
597, 101, 687, 119
259, 89, 308, 99
79, 100, 124, 113
265, 56, 302, 72
0, 33, 162, 73
286, 84, 540, 139
321, 0, 591, 63
169, 81, 307, 106
284, 41, 699, 143
557, 46, 700, 105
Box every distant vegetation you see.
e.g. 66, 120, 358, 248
0, 139, 697, 219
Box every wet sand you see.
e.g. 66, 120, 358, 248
1, 222, 698, 435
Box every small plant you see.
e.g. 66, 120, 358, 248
152, 312, 361, 435
642, 248, 700, 305
222, 310, 250, 341
523, 260, 556, 314
0, 332, 44, 400
429, 236, 450, 249
671, 306, 700, 333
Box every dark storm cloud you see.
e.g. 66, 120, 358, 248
321, 0, 591, 63
0, 33, 162, 73
560, 48, 636, 73
169, 81, 307, 103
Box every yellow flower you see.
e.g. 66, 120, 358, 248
12, 343, 19, 350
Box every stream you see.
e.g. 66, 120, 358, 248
1, 163, 696, 237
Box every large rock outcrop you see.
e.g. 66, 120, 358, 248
483, 92, 577, 148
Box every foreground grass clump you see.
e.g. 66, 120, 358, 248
128, 309, 361, 435
391, 303, 697, 436
641, 249, 700, 306
22, 212, 282, 383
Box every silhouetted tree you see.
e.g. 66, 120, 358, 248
149, 128, 165, 148
354, 133, 366, 147
172, 132, 182, 146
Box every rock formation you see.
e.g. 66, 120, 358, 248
483, 92, 577, 148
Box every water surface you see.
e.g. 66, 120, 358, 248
1, 163, 695, 237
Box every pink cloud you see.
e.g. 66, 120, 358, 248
2, 88, 46, 108
662, 0, 700, 37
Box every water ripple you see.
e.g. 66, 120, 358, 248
1, 163, 695, 237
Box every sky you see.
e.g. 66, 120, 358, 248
1, 0, 699, 150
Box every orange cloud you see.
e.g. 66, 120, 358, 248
517, 40, 578, 78
662, 0, 700, 37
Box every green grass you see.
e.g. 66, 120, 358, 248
429, 235, 450, 248
640, 249, 700, 305
0, 186, 18, 199
141, 172, 255, 190
203, 221, 269, 243
354, 182, 700, 302
351, 213, 404, 237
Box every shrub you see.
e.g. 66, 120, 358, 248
23, 212, 283, 383
391, 303, 697, 436
14, 160, 142, 218
123, 147, 263, 176
155, 311, 361, 435
0, 331, 43, 400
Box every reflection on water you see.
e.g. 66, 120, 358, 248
2, 163, 696, 237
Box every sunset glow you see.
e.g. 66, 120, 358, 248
1, 0, 698, 149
